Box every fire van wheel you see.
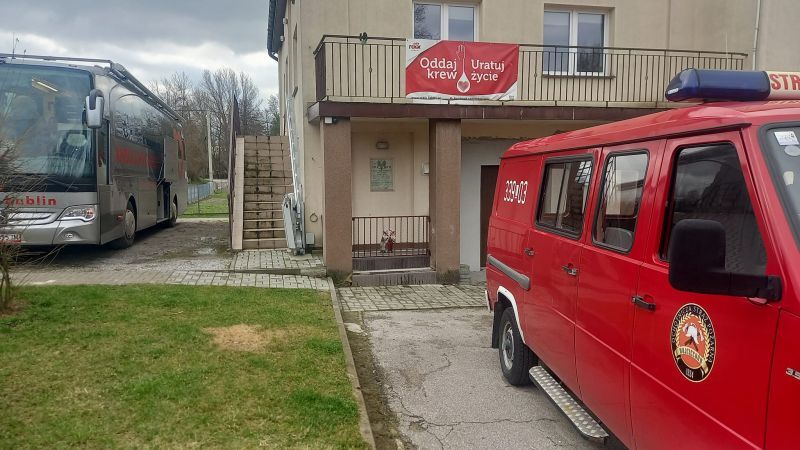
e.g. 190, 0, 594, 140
499, 308, 535, 386
110, 201, 136, 249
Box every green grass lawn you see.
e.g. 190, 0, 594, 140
182, 190, 229, 217
0, 285, 365, 449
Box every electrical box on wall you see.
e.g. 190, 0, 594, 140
422, 163, 430, 175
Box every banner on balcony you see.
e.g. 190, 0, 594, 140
405, 39, 519, 101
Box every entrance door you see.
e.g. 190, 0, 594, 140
631, 133, 779, 448
480, 165, 499, 267
574, 145, 659, 448
523, 151, 596, 394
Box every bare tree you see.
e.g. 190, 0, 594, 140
0, 119, 49, 311
265, 94, 280, 136
196, 68, 268, 178
151, 73, 209, 181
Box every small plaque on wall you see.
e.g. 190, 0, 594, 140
370, 158, 394, 192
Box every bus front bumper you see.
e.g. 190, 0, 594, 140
1, 219, 100, 246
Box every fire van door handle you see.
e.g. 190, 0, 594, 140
632, 295, 656, 311
524, 247, 535, 257
561, 265, 578, 276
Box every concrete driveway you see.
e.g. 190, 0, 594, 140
364, 308, 613, 450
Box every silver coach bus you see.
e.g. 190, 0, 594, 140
0, 54, 187, 248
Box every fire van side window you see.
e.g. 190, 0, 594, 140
662, 144, 767, 275
594, 152, 648, 252
536, 158, 593, 236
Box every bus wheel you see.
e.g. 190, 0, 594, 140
166, 197, 178, 228
110, 201, 136, 249
499, 308, 535, 386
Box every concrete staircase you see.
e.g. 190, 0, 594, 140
242, 136, 292, 250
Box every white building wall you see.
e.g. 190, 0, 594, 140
459, 139, 518, 272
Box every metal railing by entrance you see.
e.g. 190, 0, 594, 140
352, 216, 430, 258
313, 35, 747, 106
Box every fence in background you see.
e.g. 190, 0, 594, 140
188, 182, 215, 204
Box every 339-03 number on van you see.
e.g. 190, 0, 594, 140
503, 180, 528, 204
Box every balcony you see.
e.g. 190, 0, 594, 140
313, 35, 747, 109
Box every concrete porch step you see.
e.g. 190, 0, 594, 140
351, 268, 438, 287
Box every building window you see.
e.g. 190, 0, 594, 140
543, 9, 607, 75
414, 3, 477, 41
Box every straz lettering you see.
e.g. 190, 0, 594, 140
2, 195, 57, 207
503, 180, 528, 205
769, 72, 800, 91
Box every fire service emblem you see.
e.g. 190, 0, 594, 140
671, 304, 716, 382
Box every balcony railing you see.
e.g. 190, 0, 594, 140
352, 216, 430, 258
314, 35, 747, 106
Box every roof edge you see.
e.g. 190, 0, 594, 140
267, 0, 288, 61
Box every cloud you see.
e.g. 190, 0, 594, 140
0, 0, 277, 96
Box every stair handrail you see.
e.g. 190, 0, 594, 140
285, 94, 306, 254
228, 95, 244, 250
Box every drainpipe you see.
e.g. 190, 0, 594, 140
752, 0, 762, 70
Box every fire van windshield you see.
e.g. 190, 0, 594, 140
762, 125, 800, 241
0, 63, 96, 192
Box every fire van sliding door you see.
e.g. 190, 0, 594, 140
630, 133, 779, 449
524, 150, 596, 395
573, 144, 660, 449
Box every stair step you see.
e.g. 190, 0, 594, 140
244, 177, 293, 185
242, 238, 287, 250
528, 366, 609, 443
243, 185, 293, 195
244, 193, 286, 202
243, 229, 286, 240
244, 211, 284, 220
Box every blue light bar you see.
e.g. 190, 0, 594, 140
665, 69, 771, 102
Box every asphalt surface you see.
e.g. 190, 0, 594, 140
364, 308, 609, 450
18, 218, 232, 272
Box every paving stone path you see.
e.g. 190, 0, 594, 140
338, 284, 486, 311
232, 249, 325, 272
13, 269, 330, 290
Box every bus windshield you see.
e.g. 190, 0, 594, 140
0, 63, 95, 192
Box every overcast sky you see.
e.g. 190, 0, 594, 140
0, 1, 278, 97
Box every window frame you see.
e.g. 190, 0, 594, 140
759, 121, 800, 249
413, 2, 479, 41
543, 7, 610, 76
534, 154, 595, 240
591, 150, 649, 254
658, 140, 767, 265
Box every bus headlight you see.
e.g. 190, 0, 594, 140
59, 205, 97, 222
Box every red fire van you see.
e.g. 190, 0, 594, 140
486, 69, 800, 449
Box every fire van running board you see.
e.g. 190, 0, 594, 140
529, 366, 609, 443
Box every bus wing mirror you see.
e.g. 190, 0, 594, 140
85, 89, 104, 129
668, 219, 782, 301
